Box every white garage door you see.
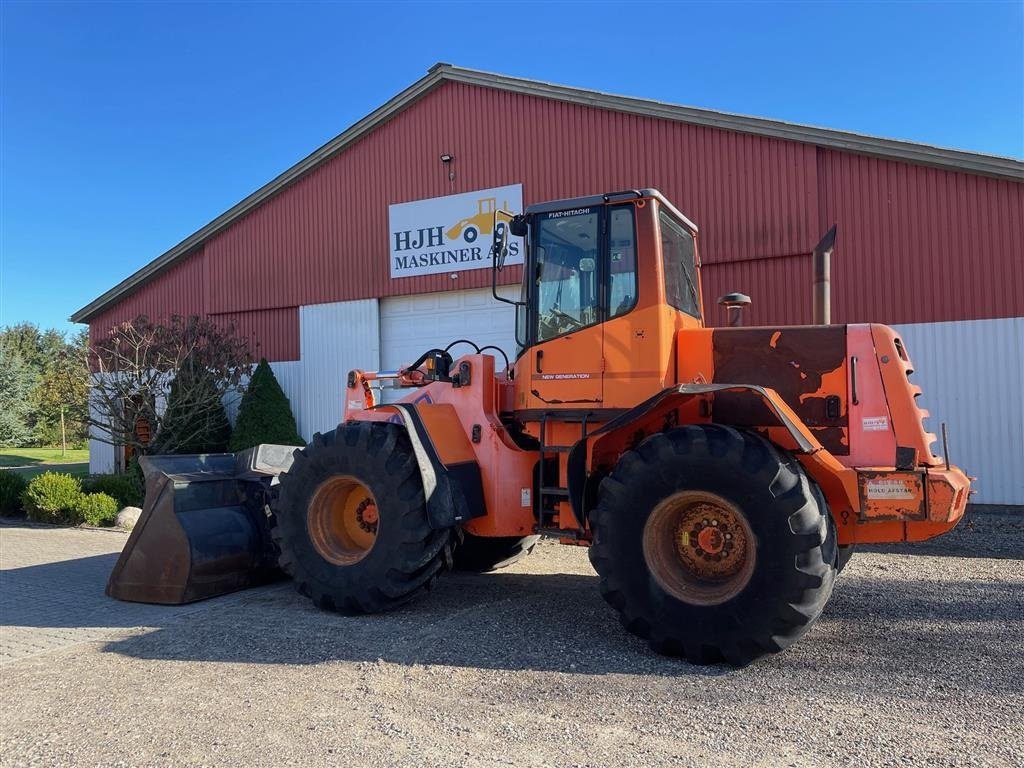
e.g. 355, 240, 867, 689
380, 286, 519, 388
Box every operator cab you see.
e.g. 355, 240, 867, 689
491, 189, 704, 413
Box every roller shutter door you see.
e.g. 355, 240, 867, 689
379, 286, 519, 388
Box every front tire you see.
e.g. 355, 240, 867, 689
589, 424, 835, 666
272, 422, 456, 614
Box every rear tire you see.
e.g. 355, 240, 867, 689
454, 533, 540, 572
588, 424, 835, 666
272, 422, 455, 614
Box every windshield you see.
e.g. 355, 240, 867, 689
534, 210, 600, 342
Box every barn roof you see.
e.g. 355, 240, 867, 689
71, 62, 1024, 323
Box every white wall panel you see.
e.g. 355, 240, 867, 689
893, 317, 1023, 505
222, 388, 244, 426
87, 377, 117, 474
298, 299, 379, 439
88, 425, 116, 475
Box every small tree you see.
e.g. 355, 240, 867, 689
156, 360, 232, 454
34, 330, 90, 453
87, 315, 250, 459
229, 358, 304, 452
0, 346, 35, 447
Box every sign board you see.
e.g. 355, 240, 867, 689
388, 184, 524, 279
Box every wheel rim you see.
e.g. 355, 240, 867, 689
307, 475, 378, 565
642, 490, 756, 606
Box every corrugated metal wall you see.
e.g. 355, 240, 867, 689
198, 83, 824, 314
819, 151, 1024, 325
893, 317, 1024, 505
87, 248, 300, 361
88, 251, 206, 343
89, 79, 1023, 362
88, 396, 117, 474
297, 298, 379, 438
209, 307, 299, 361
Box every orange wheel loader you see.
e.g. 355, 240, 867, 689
108, 189, 971, 666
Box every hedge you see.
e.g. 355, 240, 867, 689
0, 472, 28, 516
83, 473, 144, 509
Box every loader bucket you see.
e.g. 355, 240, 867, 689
106, 444, 297, 605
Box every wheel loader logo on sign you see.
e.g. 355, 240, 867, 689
388, 183, 524, 279
444, 197, 505, 244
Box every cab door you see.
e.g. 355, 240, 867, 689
520, 207, 604, 411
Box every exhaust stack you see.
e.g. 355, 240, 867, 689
812, 225, 837, 324
718, 292, 751, 327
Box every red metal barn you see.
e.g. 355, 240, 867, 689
73, 65, 1024, 504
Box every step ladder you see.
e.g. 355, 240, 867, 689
535, 412, 591, 535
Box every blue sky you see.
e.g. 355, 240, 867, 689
1, 1, 1021, 334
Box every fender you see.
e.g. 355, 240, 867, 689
567, 383, 859, 523
373, 402, 487, 529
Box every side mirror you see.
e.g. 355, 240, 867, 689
492, 221, 509, 271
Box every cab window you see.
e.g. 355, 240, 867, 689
608, 206, 637, 319
660, 211, 700, 318
535, 210, 600, 342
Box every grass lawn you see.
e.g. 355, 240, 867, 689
0, 448, 90, 478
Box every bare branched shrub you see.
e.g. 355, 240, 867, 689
86, 315, 251, 458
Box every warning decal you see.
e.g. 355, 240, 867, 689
862, 416, 889, 432
865, 478, 916, 500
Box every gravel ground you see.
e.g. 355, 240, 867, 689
1, 509, 1022, 768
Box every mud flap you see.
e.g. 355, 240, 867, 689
375, 402, 487, 529
106, 444, 297, 605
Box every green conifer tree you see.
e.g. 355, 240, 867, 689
0, 346, 35, 447
156, 365, 232, 454
228, 359, 304, 452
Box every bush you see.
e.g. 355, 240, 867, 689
229, 358, 304, 452
83, 473, 144, 509
21, 472, 83, 524
75, 492, 120, 526
0, 472, 29, 516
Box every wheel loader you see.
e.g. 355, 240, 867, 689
107, 188, 971, 666
445, 196, 505, 243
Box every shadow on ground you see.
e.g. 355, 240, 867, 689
3, 510, 1020, 683
0, 454, 47, 467
0, 549, 269, 637
0, 462, 89, 478
89, 562, 1024, 690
